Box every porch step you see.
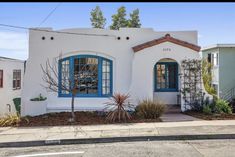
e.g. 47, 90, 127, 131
165, 104, 181, 113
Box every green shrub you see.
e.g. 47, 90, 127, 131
214, 98, 232, 114
135, 99, 166, 119
203, 105, 212, 115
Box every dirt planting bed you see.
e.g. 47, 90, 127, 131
184, 111, 235, 120
13, 111, 162, 127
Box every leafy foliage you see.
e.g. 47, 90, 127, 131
214, 98, 232, 114
0, 113, 29, 127
135, 99, 166, 119
90, 6, 106, 29
203, 105, 212, 115
202, 59, 216, 95
202, 98, 232, 115
104, 93, 134, 122
128, 9, 141, 28
110, 6, 128, 30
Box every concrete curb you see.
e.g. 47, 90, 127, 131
1, 134, 235, 148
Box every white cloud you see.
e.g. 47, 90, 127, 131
0, 31, 28, 60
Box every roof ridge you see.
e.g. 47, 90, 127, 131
132, 34, 201, 52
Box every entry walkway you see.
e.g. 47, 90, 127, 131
161, 113, 201, 122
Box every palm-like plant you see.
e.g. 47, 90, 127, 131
104, 93, 134, 122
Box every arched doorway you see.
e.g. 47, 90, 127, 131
154, 58, 180, 105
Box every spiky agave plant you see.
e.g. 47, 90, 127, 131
104, 93, 134, 122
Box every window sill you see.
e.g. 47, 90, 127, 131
155, 89, 179, 92
58, 94, 113, 98
13, 88, 21, 90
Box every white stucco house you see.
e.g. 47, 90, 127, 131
21, 28, 205, 116
0, 57, 25, 117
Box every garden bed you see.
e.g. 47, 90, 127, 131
5, 111, 162, 127
184, 111, 235, 120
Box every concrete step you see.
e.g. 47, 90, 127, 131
165, 105, 181, 113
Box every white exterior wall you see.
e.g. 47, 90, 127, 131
129, 42, 200, 108
22, 28, 201, 116
0, 58, 24, 117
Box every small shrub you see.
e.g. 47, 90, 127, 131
0, 113, 29, 127
104, 93, 134, 122
135, 99, 166, 119
203, 105, 212, 115
214, 98, 232, 114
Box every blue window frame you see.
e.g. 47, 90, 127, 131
58, 55, 113, 97
154, 62, 178, 92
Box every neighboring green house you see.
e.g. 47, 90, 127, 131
201, 44, 235, 101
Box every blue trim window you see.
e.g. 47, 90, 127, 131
58, 55, 112, 97
60, 59, 70, 94
74, 57, 98, 95
102, 59, 112, 95
154, 62, 178, 92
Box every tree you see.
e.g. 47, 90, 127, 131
202, 58, 216, 95
90, 6, 106, 29
110, 6, 128, 30
40, 55, 78, 122
128, 9, 141, 28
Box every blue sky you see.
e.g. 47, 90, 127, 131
0, 2, 235, 60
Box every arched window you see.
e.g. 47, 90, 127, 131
58, 55, 112, 97
154, 60, 178, 92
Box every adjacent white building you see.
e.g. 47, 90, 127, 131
21, 28, 206, 116
0, 57, 25, 117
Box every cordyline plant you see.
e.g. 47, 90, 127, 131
104, 93, 134, 122
40, 55, 79, 122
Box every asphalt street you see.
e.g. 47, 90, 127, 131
1, 139, 235, 157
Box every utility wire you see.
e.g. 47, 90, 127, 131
0, 23, 116, 37
39, 3, 62, 27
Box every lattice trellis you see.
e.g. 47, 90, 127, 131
180, 59, 205, 111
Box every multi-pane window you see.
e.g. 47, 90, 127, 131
155, 62, 178, 92
212, 53, 218, 66
59, 55, 112, 97
13, 70, 21, 89
102, 59, 111, 95
0, 70, 3, 88
61, 59, 70, 94
208, 53, 218, 66
74, 57, 98, 95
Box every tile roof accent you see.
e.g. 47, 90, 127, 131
132, 34, 201, 52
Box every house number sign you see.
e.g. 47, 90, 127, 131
163, 48, 171, 52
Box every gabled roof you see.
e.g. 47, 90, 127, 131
132, 34, 201, 52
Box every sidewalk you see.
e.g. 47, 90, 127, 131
0, 120, 235, 147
